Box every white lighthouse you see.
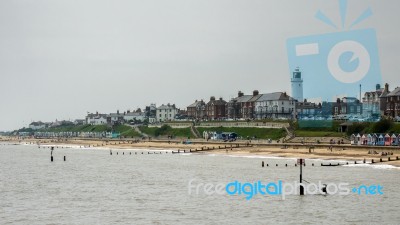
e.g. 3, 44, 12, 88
291, 67, 303, 102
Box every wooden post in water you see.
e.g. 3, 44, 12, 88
299, 159, 304, 196
51, 147, 54, 162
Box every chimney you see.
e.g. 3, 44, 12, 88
117, 110, 119, 114
96, 111, 98, 116
238, 91, 244, 97
384, 83, 389, 92
376, 84, 381, 90
219, 97, 223, 101
210, 96, 216, 101
127, 110, 130, 113
336, 98, 341, 103
253, 90, 259, 96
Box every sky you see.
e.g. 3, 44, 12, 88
0, 0, 399, 131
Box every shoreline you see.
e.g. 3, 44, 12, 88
1, 137, 400, 168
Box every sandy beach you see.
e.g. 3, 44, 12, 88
1, 136, 400, 167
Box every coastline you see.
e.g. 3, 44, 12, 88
1, 136, 400, 168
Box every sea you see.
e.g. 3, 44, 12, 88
1, 143, 399, 225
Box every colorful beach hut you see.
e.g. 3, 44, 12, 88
368, 134, 378, 146
361, 134, 368, 145
367, 134, 373, 145
356, 134, 361, 145
397, 134, 400, 146
394, 134, 400, 146
391, 134, 398, 146
384, 134, 392, 146
350, 134, 356, 145
377, 134, 385, 146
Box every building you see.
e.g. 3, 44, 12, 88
145, 104, 157, 123
74, 119, 86, 125
242, 90, 262, 119
187, 100, 206, 120
123, 109, 146, 122
362, 84, 384, 117
254, 92, 296, 119
379, 83, 391, 115
156, 104, 178, 122
384, 86, 400, 118
332, 97, 362, 116
205, 97, 227, 120
291, 67, 303, 102
107, 110, 124, 125
226, 91, 254, 119
145, 104, 157, 118
29, 121, 46, 130
86, 112, 108, 125
295, 100, 322, 118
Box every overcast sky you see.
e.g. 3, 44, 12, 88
0, 0, 399, 131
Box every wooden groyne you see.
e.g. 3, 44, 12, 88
260, 156, 400, 167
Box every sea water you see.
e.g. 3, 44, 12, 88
1, 144, 399, 224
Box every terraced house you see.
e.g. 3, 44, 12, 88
254, 92, 296, 119
383, 86, 400, 118
205, 97, 226, 120
226, 91, 252, 119
186, 99, 206, 120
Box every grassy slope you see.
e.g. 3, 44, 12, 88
294, 131, 344, 137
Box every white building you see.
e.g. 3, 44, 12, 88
254, 92, 296, 119
29, 121, 46, 130
86, 112, 108, 125
123, 111, 146, 122
156, 104, 178, 122
291, 67, 303, 102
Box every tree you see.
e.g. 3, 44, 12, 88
371, 119, 393, 133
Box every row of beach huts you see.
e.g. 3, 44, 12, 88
33, 132, 121, 139
350, 133, 400, 146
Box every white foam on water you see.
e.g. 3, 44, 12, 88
343, 164, 398, 170
226, 155, 296, 160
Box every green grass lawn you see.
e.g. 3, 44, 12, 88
139, 126, 158, 136
196, 127, 286, 140
139, 126, 192, 138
